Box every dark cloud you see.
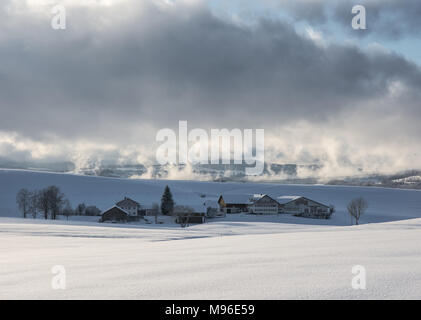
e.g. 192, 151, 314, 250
338, 0, 421, 39
0, 0, 420, 174
274, 0, 421, 39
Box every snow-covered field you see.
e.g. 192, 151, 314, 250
1, 169, 421, 299
1, 217, 421, 299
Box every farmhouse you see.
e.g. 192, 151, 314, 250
218, 194, 254, 214
278, 196, 331, 218
217, 192, 332, 219
100, 206, 129, 223
116, 197, 141, 216
249, 195, 279, 215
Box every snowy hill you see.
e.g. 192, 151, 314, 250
1, 169, 421, 225
1, 169, 421, 299
1, 217, 421, 299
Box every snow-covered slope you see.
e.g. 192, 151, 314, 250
1, 217, 421, 299
1, 169, 421, 225
1, 169, 421, 299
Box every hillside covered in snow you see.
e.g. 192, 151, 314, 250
1, 169, 421, 225
1, 216, 421, 299
1, 169, 421, 299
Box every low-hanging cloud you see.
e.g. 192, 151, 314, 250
0, 0, 420, 178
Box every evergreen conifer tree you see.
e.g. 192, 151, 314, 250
161, 185, 174, 215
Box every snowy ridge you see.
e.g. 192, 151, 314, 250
1, 169, 421, 225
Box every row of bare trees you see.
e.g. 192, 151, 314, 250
16, 186, 101, 220
16, 186, 65, 220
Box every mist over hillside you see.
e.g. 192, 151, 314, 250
1, 158, 420, 189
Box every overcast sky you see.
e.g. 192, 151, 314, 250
0, 0, 420, 178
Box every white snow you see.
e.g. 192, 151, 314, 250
276, 195, 302, 204
1, 169, 421, 299
1, 217, 421, 299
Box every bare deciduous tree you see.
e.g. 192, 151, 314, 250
16, 188, 31, 218
75, 203, 86, 216
46, 186, 64, 220
174, 205, 195, 228
151, 203, 160, 224
85, 205, 101, 216
28, 191, 39, 219
36, 186, 64, 220
62, 199, 73, 220
38, 188, 50, 219
347, 198, 368, 225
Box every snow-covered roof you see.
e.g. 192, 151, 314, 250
101, 205, 131, 216
203, 200, 219, 208
220, 194, 254, 205
276, 196, 302, 204
276, 196, 330, 207
116, 197, 140, 207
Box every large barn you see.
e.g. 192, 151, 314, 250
249, 195, 279, 215
277, 196, 331, 218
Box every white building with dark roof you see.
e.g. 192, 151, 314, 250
277, 196, 330, 217
249, 195, 280, 215
115, 197, 141, 216
217, 193, 332, 218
